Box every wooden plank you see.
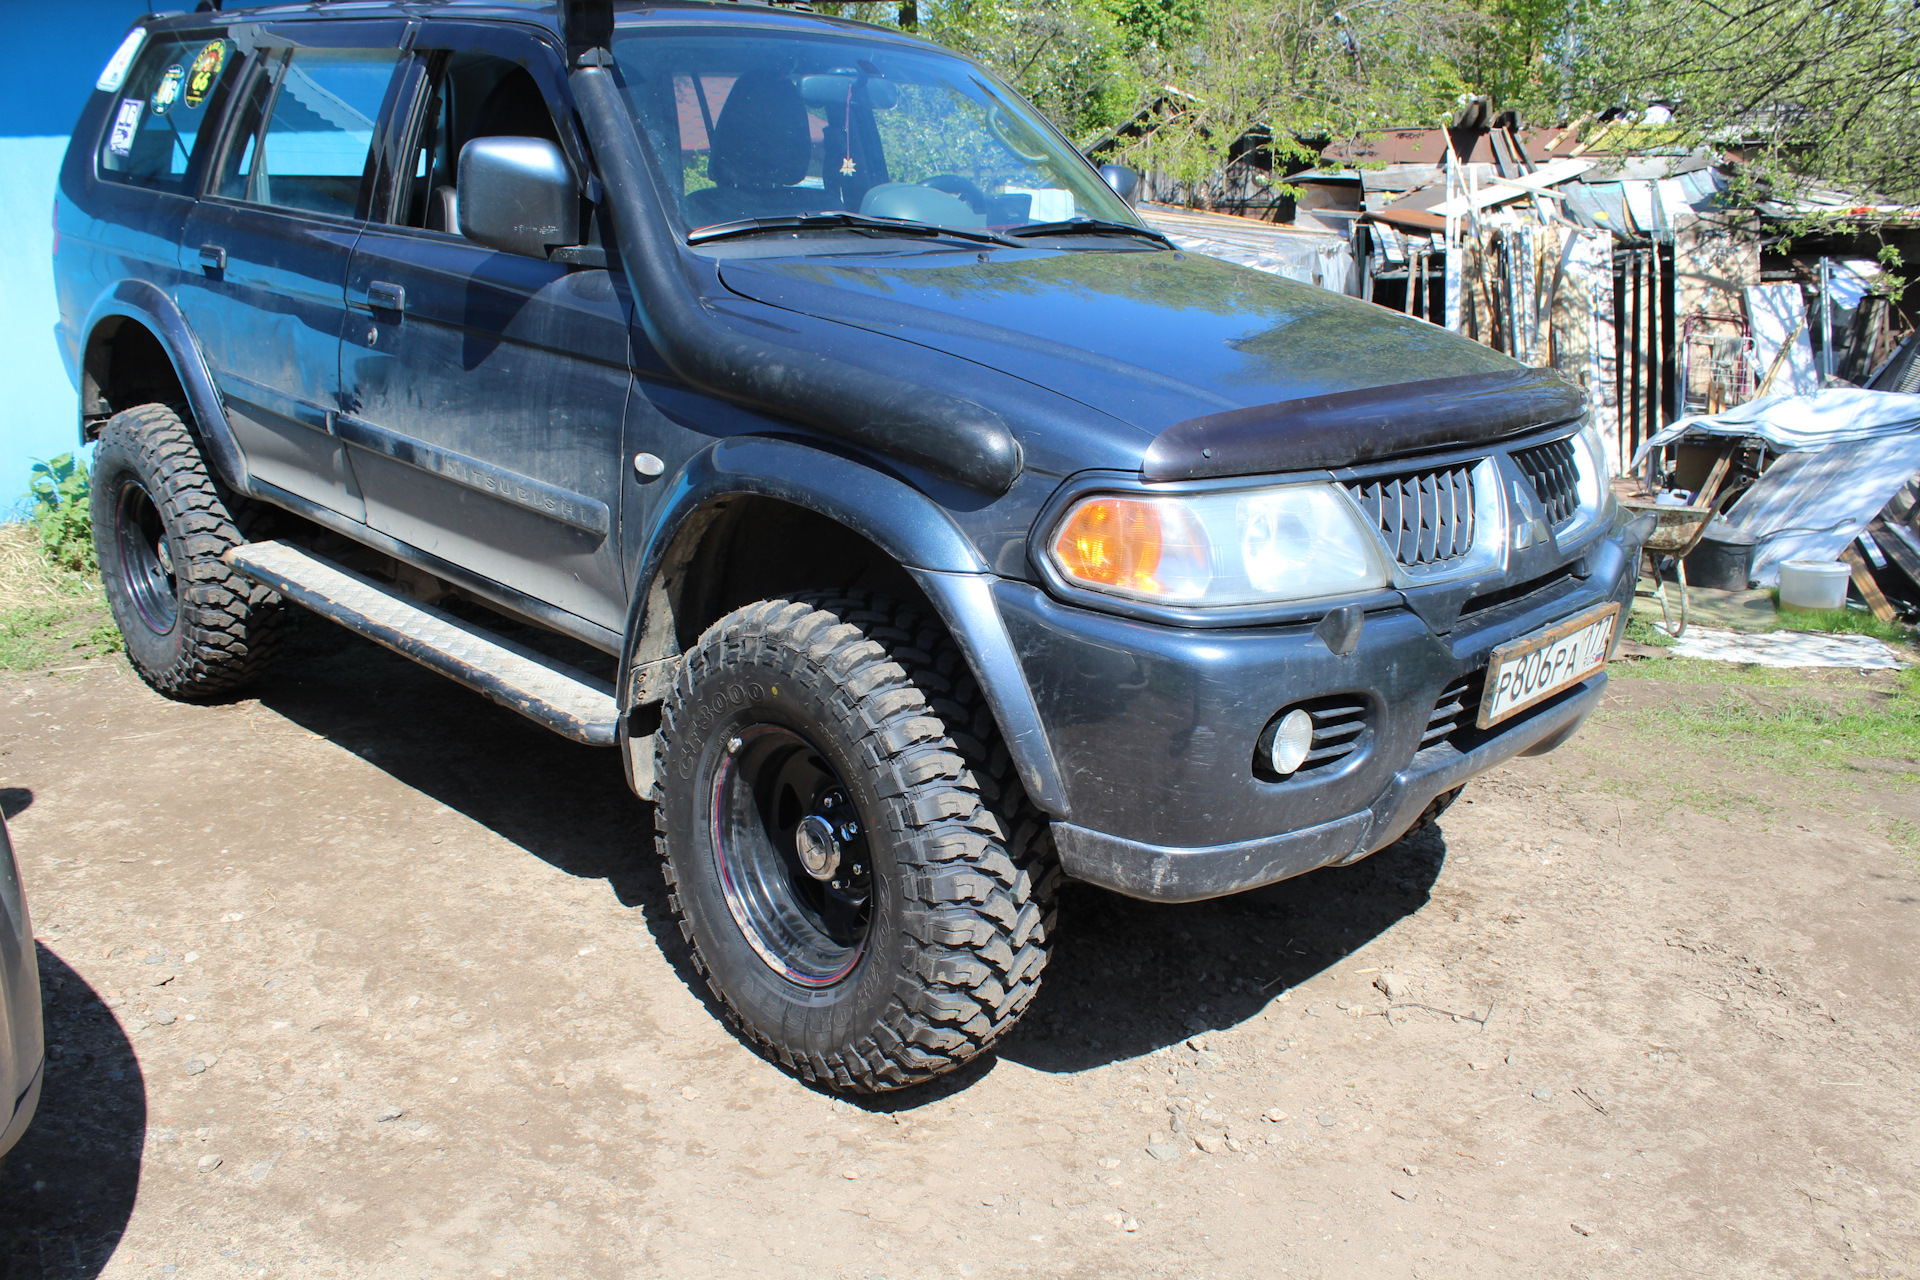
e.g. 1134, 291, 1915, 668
1869, 517, 1920, 587
1842, 545, 1898, 622
1884, 477, 1920, 526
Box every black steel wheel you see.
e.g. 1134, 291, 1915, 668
111, 476, 179, 635
711, 725, 874, 986
654, 593, 1061, 1093
90, 403, 286, 699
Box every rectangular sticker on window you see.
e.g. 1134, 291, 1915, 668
108, 98, 144, 156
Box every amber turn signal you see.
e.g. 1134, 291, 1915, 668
1053, 497, 1166, 594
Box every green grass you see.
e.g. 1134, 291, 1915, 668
1610, 654, 1804, 687
1623, 614, 1677, 648
1891, 818, 1920, 874
0, 522, 119, 670
0, 599, 120, 670
1630, 665, 1920, 774
1772, 600, 1913, 645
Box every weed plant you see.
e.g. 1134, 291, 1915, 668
25, 453, 96, 574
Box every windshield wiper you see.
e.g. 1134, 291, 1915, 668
688, 212, 1016, 248
1004, 218, 1174, 248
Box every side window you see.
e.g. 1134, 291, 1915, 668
395, 52, 564, 232
96, 33, 240, 193
214, 46, 401, 219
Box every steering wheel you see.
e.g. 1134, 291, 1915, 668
923, 173, 994, 214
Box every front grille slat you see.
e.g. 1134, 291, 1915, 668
1448, 468, 1473, 557
1422, 673, 1483, 748
1345, 463, 1478, 569
1514, 437, 1581, 526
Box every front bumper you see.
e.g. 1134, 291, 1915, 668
999, 527, 1638, 902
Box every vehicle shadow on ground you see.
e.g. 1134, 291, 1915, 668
254, 621, 661, 911
250, 623, 1448, 1100
993, 824, 1448, 1075
0, 947, 146, 1280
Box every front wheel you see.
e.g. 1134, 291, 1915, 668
653, 594, 1056, 1092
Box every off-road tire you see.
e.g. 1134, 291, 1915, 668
1405, 785, 1464, 837
90, 403, 286, 699
652, 593, 1060, 1092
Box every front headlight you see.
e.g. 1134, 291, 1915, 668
1566, 420, 1616, 538
1048, 483, 1391, 606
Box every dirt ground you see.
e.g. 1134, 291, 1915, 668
1, 608, 1917, 1280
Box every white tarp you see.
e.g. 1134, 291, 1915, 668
1723, 435, 1920, 584
1141, 208, 1355, 294
1630, 389, 1920, 587
1670, 626, 1909, 669
1631, 388, 1920, 465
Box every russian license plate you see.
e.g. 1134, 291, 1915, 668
1477, 603, 1621, 728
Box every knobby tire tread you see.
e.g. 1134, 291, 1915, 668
652, 592, 1061, 1092
94, 403, 286, 699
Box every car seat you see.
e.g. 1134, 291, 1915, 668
683, 71, 823, 228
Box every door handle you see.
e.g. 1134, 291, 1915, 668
367, 281, 406, 314
198, 243, 226, 272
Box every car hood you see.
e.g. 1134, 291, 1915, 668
716, 245, 1522, 440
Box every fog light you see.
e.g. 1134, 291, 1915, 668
1268, 708, 1315, 775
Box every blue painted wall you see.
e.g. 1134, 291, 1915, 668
1, 1, 152, 511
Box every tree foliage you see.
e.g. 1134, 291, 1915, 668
824, 0, 1920, 206
1563, 0, 1920, 203
1104, 0, 1477, 187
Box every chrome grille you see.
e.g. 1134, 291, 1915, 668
1422, 673, 1483, 749
1514, 437, 1580, 526
1345, 465, 1477, 567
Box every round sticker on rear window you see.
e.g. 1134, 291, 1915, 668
182, 39, 227, 109
151, 65, 184, 116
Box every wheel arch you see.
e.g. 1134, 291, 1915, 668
79, 281, 247, 492
618, 435, 1070, 817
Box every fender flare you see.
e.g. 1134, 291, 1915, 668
80, 280, 249, 492
617, 434, 1070, 818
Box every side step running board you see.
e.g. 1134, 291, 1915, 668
225, 540, 619, 746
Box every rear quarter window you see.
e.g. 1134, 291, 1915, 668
96, 32, 239, 194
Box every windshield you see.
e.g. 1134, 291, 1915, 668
611, 27, 1140, 239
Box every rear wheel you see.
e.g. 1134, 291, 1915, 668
90, 403, 286, 699
653, 593, 1057, 1092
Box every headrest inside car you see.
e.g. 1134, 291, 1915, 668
709, 71, 812, 189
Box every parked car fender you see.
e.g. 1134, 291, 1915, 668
79, 279, 247, 492
0, 814, 43, 1163
617, 433, 1069, 816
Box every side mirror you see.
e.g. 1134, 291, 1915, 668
1098, 164, 1141, 204
457, 136, 579, 258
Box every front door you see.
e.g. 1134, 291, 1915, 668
176, 23, 407, 520
340, 25, 631, 635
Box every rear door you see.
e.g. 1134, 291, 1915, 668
176, 22, 406, 519
339, 21, 633, 634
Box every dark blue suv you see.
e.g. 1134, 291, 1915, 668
55, 0, 1643, 1091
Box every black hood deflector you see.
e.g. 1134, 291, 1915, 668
1141, 369, 1587, 482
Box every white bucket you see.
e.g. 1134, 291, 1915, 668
1778, 560, 1850, 611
